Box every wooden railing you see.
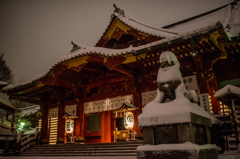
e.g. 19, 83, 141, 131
0, 118, 17, 129
225, 135, 240, 151
20, 128, 39, 153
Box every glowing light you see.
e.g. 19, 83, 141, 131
65, 119, 74, 133
124, 111, 134, 130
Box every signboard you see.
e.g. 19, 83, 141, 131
183, 75, 198, 91
88, 114, 99, 132
199, 93, 210, 112
65, 119, 74, 133
124, 111, 134, 130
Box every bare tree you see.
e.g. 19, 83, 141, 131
0, 53, 13, 84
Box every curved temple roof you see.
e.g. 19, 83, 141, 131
3, 22, 223, 92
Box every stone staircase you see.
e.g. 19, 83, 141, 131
19, 141, 143, 156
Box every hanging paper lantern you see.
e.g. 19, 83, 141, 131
124, 111, 134, 130
65, 119, 74, 133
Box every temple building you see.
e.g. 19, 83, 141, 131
2, 2, 240, 145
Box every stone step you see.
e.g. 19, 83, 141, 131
30, 145, 140, 150
25, 147, 137, 151
19, 142, 142, 156
34, 142, 143, 147
22, 150, 137, 154
19, 152, 137, 156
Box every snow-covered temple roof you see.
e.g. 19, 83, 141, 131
18, 105, 40, 118
0, 97, 20, 112
215, 85, 240, 109
0, 81, 8, 86
112, 4, 179, 38
163, 1, 240, 37
215, 85, 240, 98
2, 21, 225, 91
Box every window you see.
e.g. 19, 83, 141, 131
209, 95, 213, 113
219, 101, 231, 115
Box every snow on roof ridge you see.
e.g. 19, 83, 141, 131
141, 21, 221, 49
20, 105, 40, 110
0, 81, 8, 85
215, 84, 240, 98
2, 79, 33, 90
164, 4, 232, 34
72, 41, 87, 49
67, 41, 88, 55
124, 13, 179, 35
113, 4, 179, 37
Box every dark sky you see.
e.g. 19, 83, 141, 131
0, 0, 233, 84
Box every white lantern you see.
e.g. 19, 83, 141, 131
124, 111, 134, 130
65, 119, 74, 133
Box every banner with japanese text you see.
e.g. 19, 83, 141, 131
199, 93, 210, 112
182, 75, 198, 91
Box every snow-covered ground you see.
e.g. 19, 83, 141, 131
1, 151, 240, 159
0, 154, 240, 159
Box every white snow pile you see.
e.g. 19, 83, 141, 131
137, 142, 217, 152
23, 127, 39, 135
0, 81, 8, 85
215, 84, 240, 98
18, 105, 40, 117
138, 97, 210, 126
210, 115, 222, 126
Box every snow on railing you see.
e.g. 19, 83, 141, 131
225, 136, 240, 152
20, 128, 39, 153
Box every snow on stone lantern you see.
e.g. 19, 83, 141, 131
215, 85, 240, 152
137, 51, 218, 159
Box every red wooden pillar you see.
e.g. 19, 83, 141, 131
75, 103, 80, 139
80, 101, 84, 139
133, 91, 142, 133
100, 112, 105, 143
75, 101, 84, 141
84, 114, 88, 143
112, 113, 116, 142
57, 103, 65, 143
100, 111, 111, 143
105, 111, 111, 143
40, 104, 48, 144
210, 95, 220, 114
193, 54, 208, 94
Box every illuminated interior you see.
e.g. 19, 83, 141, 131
48, 117, 58, 145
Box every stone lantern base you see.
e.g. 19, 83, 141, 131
138, 111, 218, 159
137, 144, 218, 159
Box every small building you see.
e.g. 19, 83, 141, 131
16, 105, 41, 133
2, 2, 240, 145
